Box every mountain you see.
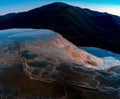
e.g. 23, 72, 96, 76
83, 8, 120, 31
0, 2, 120, 53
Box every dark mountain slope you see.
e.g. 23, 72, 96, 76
0, 2, 120, 53
83, 8, 120, 26
83, 9, 120, 32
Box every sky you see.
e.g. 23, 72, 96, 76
0, 0, 120, 16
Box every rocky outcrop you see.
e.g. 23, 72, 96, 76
0, 29, 120, 98
20, 30, 103, 68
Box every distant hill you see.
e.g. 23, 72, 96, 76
0, 2, 120, 53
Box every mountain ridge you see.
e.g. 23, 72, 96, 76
0, 2, 120, 53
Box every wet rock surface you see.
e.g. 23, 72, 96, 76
0, 29, 120, 99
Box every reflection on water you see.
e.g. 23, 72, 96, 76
0, 29, 120, 99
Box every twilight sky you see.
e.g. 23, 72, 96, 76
0, 0, 120, 16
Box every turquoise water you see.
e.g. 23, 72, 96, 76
82, 47, 120, 59
0, 29, 56, 48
